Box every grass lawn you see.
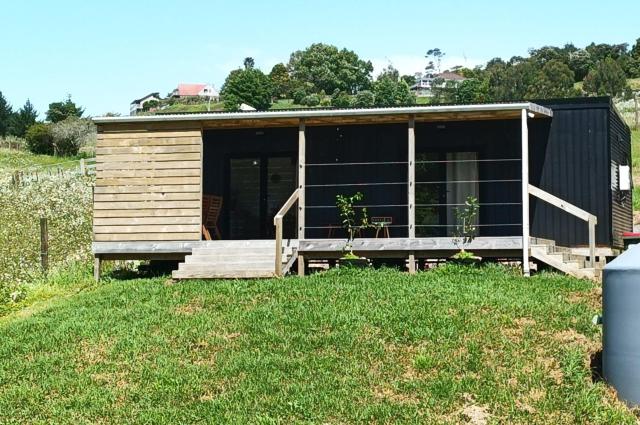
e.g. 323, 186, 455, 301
156, 102, 225, 114
0, 266, 633, 424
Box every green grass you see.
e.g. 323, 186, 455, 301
0, 148, 83, 176
0, 266, 633, 423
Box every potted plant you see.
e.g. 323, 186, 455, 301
336, 192, 372, 268
450, 196, 482, 265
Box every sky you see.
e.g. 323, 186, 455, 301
1, 0, 639, 117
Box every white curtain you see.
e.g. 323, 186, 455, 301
446, 152, 479, 236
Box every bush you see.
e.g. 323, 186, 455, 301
50, 117, 96, 156
0, 173, 92, 308
319, 96, 331, 107
354, 90, 375, 107
25, 123, 53, 155
292, 88, 307, 105
300, 94, 321, 107
331, 91, 353, 108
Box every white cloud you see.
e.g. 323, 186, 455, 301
370, 54, 486, 77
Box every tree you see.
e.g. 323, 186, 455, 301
11, 100, 38, 137
46, 95, 84, 123
583, 57, 628, 97
288, 43, 373, 94
221, 65, 272, 110
269, 63, 292, 99
243, 57, 255, 70
25, 123, 53, 155
373, 75, 415, 107
456, 79, 489, 103
527, 60, 577, 99
50, 117, 96, 156
568, 49, 593, 82
425, 48, 445, 73
0, 91, 13, 137
487, 59, 538, 101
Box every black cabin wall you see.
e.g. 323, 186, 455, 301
531, 98, 621, 247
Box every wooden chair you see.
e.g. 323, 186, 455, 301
372, 216, 392, 238
202, 195, 223, 240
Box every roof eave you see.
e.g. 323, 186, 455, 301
93, 102, 552, 124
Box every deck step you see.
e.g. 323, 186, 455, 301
172, 240, 295, 279
530, 239, 604, 281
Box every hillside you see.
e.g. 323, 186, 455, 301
0, 266, 634, 423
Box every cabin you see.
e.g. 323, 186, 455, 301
92, 97, 633, 280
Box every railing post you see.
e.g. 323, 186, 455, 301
298, 119, 306, 277
275, 217, 283, 277
588, 216, 596, 268
80, 158, 86, 176
521, 109, 530, 277
407, 115, 416, 274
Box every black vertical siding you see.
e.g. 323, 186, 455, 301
531, 99, 611, 247
609, 105, 633, 247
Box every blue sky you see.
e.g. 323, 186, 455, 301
1, 0, 639, 117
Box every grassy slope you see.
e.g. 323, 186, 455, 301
0, 266, 633, 424
0, 148, 81, 177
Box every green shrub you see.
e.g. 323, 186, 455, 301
354, 90, 375, 107
25, 123, 53, 155
300, 94, 320, 107
292, 88, 307, 104
331, 92, 353, 108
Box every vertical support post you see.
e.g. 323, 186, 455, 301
298, 119, 306, 276
588, 216, 596, 268
521, 109, 530, 277
80, 158, 86, 176
408, 115, 416, 274
40, 217, 48, 273
275, 217, 283, 277
94, 256, 101, 282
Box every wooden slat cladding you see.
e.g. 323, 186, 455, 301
94, 129, 203, 242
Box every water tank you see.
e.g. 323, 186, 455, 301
603, 244, 640, 407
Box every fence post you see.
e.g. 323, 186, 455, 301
80, 158, 86, 176
40, 217, 48, 273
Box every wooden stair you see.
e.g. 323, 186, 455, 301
172, 240, 297, 279
530, 238, 606, 281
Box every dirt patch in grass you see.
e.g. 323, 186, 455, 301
459, 393, 492, 425
174, 297, 205, 315
76, 337, 114, 369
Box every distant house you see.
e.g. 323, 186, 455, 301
171, 83, 220, 101
130, 92, 161, 116
411, 72, 467, 96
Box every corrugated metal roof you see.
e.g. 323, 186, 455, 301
93, 102, 553, 124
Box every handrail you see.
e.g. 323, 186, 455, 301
528, 184, 598, 267
273, 188, 300, 276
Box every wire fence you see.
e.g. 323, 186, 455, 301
303, 157, 522, 238
5, 158, 95, 188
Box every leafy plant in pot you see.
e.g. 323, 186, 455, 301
336, 192, 372, 268
451, 196, 482, 265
